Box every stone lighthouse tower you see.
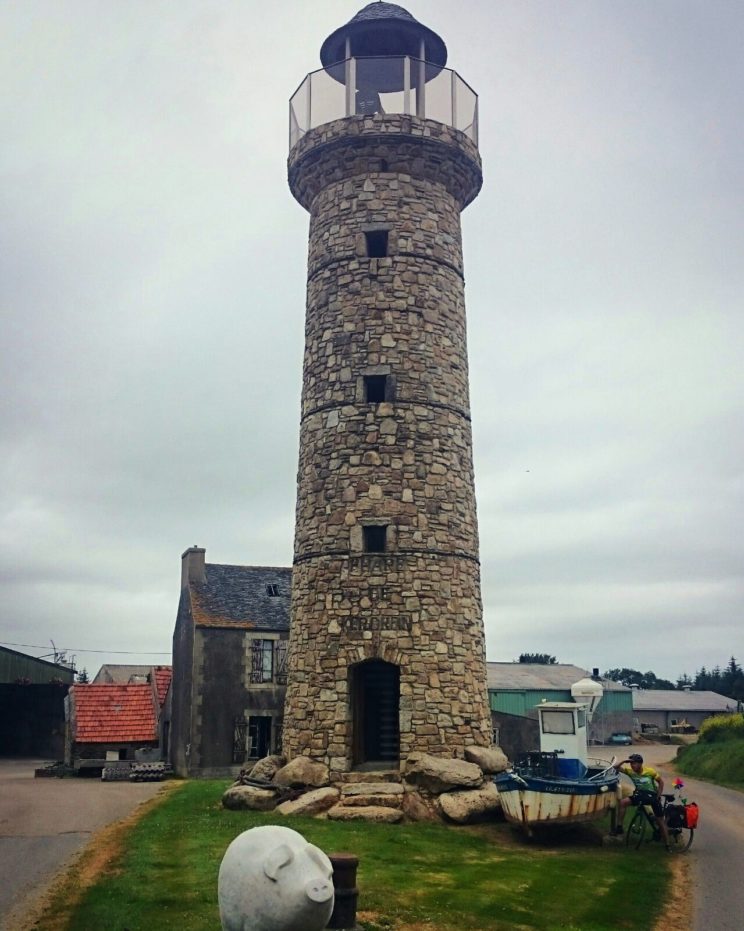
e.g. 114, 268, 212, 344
282, 2, 491, 775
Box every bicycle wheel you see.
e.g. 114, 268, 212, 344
667, 826, 694, 853
625, 808, 647, 850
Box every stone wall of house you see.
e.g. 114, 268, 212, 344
170, 589, 194, 777
283, 115, 491, 772
72, 740, 158, 765
190, 629, 286, 774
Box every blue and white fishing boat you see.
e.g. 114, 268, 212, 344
494, 678, 620, 833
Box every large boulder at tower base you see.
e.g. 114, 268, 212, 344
222, 785, 279, 812
437, 783, 502, 824
403, 753, 484, 794
464, 746, 509, 774
246, 754, 286, 782
327, 805, 404, 824
276, 787, 340, 817
400, 789, 439, 822
274, 757, 330, 788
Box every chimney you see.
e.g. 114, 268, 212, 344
181, 546, 206, 588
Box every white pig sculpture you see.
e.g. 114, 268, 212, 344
218, 825, 335, 931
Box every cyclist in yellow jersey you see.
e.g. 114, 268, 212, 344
614, 753, 671, 848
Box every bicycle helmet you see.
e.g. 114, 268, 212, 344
628, 753, 643, 763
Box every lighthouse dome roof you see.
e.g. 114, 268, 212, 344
320, 2, 447, 72
350, 3, 418, 26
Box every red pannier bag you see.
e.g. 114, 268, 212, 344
684, 802, 699, 829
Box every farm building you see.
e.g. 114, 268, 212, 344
0, 645, 74, 758
632, 689, 738, 733
487, 663, 633, 759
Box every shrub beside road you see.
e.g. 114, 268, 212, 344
676, 713, 744, 791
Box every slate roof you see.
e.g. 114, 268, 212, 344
189, 564, 291, 631
72, 683, 158, 743
632, 690, 738, 712
487, 662, 630, 693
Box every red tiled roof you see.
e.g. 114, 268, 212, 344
72, 683, 157, 743
153, 666, 172, 706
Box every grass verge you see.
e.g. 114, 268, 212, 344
32, 781, 672, 931
676, 738, 744, 791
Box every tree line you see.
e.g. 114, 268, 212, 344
604, 657, 744, 702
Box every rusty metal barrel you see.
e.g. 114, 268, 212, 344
326, 852, 360, 930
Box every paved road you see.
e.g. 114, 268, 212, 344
0, 759, 164, 929
601, 743, 744, 931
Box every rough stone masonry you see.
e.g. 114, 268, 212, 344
281, 28, 492, 775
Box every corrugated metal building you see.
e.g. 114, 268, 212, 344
0, 646, 75, 757
0, 646, 75, 685
487, 663, 633, 759
632, 689, 738, 732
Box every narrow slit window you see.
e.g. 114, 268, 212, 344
363, 525, 388, 553
364, 375, 387, 403
266, 583, 280, 597
365, 230, 389, 258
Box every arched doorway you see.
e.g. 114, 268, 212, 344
350, 659, 400, 767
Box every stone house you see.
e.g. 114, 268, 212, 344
170, 547, 290, 778
487, 663, 633, 759
65, 667, 170, 773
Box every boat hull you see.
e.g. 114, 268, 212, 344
494, 772, 619, 829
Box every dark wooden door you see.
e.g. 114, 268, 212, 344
352, 660, 400, 765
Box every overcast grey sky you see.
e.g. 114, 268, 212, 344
1, 1, 742, 682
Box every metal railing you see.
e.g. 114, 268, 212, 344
289, 56, 478, 149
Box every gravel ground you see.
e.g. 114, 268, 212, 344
0, 758, 163, 928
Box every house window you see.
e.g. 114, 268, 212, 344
363, 525, 387, 553
365, 230, 388, 258
248, 716, 272, 759
266, 583, 280, 597
364, 375, 388, 403
251, 639, 274, 683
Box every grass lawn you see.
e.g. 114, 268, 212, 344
35, 780, 671, 931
